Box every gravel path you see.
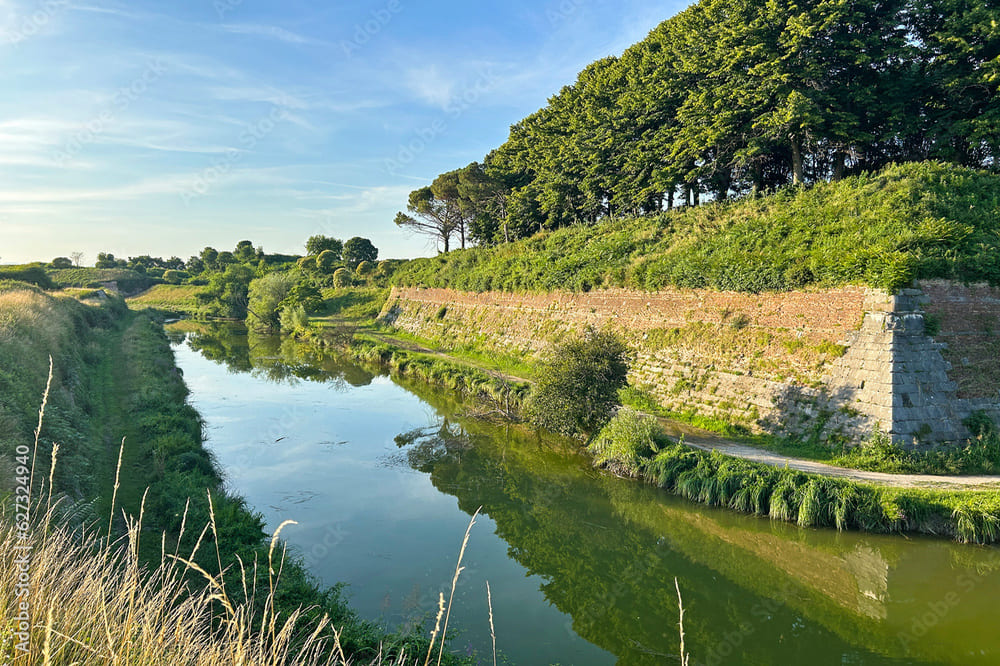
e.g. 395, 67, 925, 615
657, 419, 1000, 490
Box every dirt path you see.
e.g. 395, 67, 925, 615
656, 419, 1000, 490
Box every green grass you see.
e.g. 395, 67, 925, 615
394, 162, 1000, 294
348, 336, 530, 412
126, 284, 207, 314
317, 287, 390, 320
48, 266, 157, 292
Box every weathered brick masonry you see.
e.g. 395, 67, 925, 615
383, 282, 1000, 447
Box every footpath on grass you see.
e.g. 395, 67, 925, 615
366, 326, 1000, 492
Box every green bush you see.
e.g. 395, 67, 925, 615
588, 409, 663, 475
525, 329, 629, 438
0, 264, 54, 289
332, 267, 352, 288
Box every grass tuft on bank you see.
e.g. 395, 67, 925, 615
588, 409, 1000, 544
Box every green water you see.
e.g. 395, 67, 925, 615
170, 323, 1000, 666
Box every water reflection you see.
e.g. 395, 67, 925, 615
173, 323, 1000, 666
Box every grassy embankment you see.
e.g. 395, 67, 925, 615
0, 282, 473, 664
127, 283, 207, 314
393, 162, 1000, 294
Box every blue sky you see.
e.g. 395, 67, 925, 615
0, 0, 687, 265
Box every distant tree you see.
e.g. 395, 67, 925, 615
186, 255, 205, 273
332, 267, 352, 288
247, 272, 296, 330
165, 256, 185, 270
69, 251, 84, 267
355, 260, 375, 276
525, 329, 630, 438
162, 269, 189, 284
216, 251, 236, 266
395, 180, 461, 252
198, 263, 254, 318
200, 247, 219, 270
305, 235, 343, 258
284, 279, 324, 313
235, 240, 256, 263
95, 252, 118, 269
316, 249, 339, 273
375, 260, 398, 279
50, 257, 72, 269
342, 237, 378, 267
296, 256, 318, 272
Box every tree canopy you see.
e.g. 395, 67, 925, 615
398, 0, 999, 247
343, 237, 378, 266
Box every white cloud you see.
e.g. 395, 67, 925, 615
220, 23, 322, 46
403, 66, 457, 109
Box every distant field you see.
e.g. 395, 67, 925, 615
48, 267, 156, 292
127, 284, 205, 313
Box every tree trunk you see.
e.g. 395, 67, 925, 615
832, 150, 846, 181
791, 138, 804, 185
667, 189, 674, 210
442, 235, 449, 253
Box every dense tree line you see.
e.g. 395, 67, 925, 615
397, 0, 999, 248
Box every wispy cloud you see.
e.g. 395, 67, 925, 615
403, 66, 457, 109
220, 23, 322, 46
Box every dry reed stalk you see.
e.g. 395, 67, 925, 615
487, 581, 496, 666
675, 577, 690, 666
27, 355, 53, 507
43, 442, 58, 537
436, 506, 481, 666
106, 436, 125, 544
423, 593, 447, 666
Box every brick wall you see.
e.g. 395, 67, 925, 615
382, 282, 1000, 447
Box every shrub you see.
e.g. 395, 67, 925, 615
356, 260, 375, 276
332, 268, 352, 288
247, 272, 296, 330
525, 329, 629, 438
280, 304, 310, 333
0, 264, 53, 289
589, 409, 662, 476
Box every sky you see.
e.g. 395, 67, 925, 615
0, 0, 688, 265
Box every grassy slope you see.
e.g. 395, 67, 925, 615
126, 283, 206, 314
394, 162, 1000, 294
48, 267, 156, 292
